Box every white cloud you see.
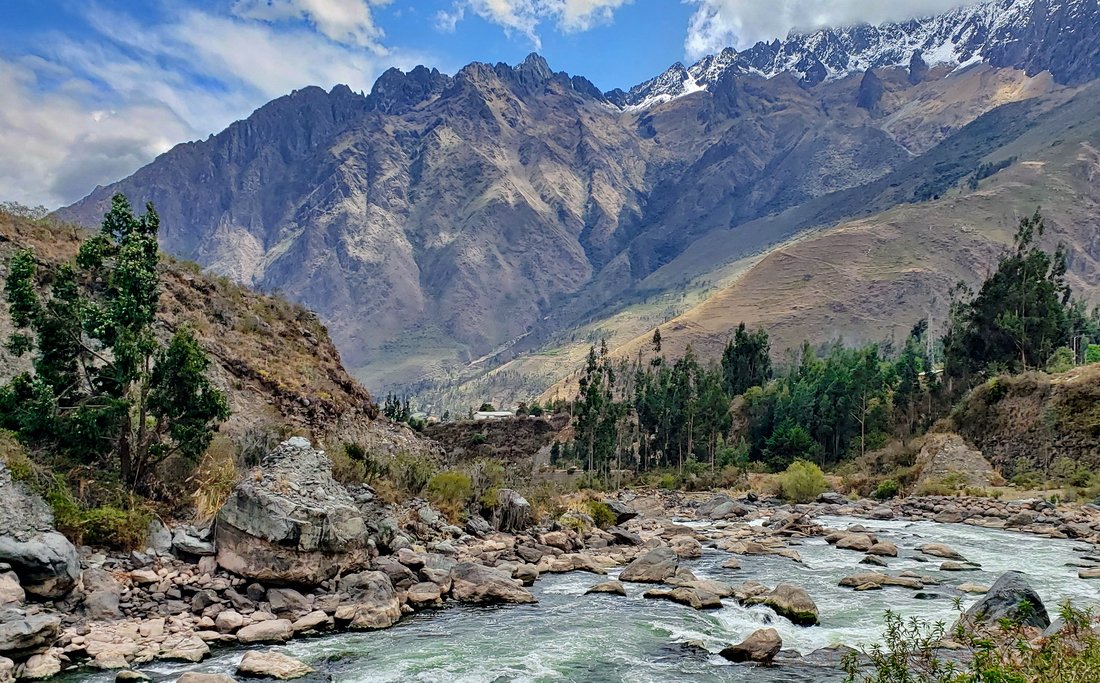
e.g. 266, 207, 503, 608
0, 4, 431, 209
442, 0, 635, 46
231, 0, 390, 52
685, 0, 982, 59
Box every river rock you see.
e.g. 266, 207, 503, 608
406, 582, 442, 607
0, 466, 80, 599
215, 438, 370, 585
237, 651, 313, 680
176, 674, 235, 683
668, 535, 702, 559
491, 490, 532, 532
835, 534, 874, 552
957, 583, 989, 594
867, 541, 898, 557
720, 628, 782, 663
266, 588, 310, 617
586, 581, 626, 596
15, 653, 60, 680
334, 571, 401, 629
215, 610, 244, 633
957, 571, 1050, 630
0, 608, 60, 659
918, 543, 966, 561
602, 500, 638, 525
697, 494, 748, 520
754, 584, 819, 626
0, 657, 12, 683
291, 610, 332, 634
1079, 568, 1100, 579
450, 563, 536, 605
0, 574, 23, 607
236, 620, 294, 644
82, 568, 123, 620
618, 548, 678, 583
608, 528, 642, 546
643, 587, 721, 610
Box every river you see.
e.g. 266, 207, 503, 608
75, 516, 1100, 683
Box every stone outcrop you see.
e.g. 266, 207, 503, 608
0, 466, 80, 599
752, 584, 820, 626
450, 563, 536, 605
236, 651, 313, 680
617, 548, 678, 583
720, 628, 782, 663
491, 490, 532, 533
956, 571, 1050, 630
915, 434, 999, 490
333, 571, 402, 630
215, 438, 370, 585
0, 609, 60, 659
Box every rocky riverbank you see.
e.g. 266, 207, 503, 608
3, 441, 1099, 681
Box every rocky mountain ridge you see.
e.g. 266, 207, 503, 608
624, 0, 1100, 107
55, 0, 1100, 413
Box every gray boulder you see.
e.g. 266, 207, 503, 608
0, 608, 60, 659
720, 628, 782, 663
697, 494, 748, 520
956, 571, 1050, 630
236, 651, 313, 680
618, 547, 678, 583
602, 500, 638, 525
0, 573, 23, 607
0, 466, 80, 599
450, 563, 536, 605
82, 568, 122, 620
216, 438, 370, 585
333, 571, 401, 630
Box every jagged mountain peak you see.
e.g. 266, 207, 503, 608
619, 0, 1100, 108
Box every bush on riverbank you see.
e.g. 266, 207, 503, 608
845, 603, 1100, 682
779, 460, 827, 503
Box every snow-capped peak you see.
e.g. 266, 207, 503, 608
616, 0, 1099, 109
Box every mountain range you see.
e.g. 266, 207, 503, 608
57, 0, 1100, 414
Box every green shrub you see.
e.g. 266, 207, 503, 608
657, 473, 678, 490
426, 470, 473, 509
585, 500, 617, 529
390, 452, 437, 496
470, 433, 488, 446
1047, 346, 1076, 374
873, 478, 901, 500
79, 506, 151, 549
779, 459, 828, 503
1086, 344, 1100, 365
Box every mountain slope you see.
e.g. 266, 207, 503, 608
56, 0, 1100, 413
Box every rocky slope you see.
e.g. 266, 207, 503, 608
55, 0, 1100, 413
0, 210, 436, 457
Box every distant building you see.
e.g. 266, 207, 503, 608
473, 411, 514, 421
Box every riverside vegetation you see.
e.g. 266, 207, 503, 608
0, 198, 1099, 682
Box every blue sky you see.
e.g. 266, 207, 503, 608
0, 0, 976, 208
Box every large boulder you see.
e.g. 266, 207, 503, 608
0, 466, 80, 599
82, 568, 122, 621
237, 651, 313, 680
753, 584, 820, 626
450, 563, 536, 605
618, 548, 678, 583
215, 438, 370, 585
697, 494, 748, 520
490, 490, 532, 532
642, 587, 722, 610
333, 571, 401, 630
955, 571, 1050, 630
720, 628, 782, 663
0, 573, 23, 607
0, 608, 60, 659
601, 500, 638, 525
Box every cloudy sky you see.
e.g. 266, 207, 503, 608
0, 0, 975, 209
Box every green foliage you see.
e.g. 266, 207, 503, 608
44, 476, 151, 550
721, 322, 772, 396
1086, 344, 1100, 365
779, 459, 827, 503
478, 402, 496, 412
846, 603, 1100, 683
1047, 347, 1076, 374
873, 478, 901, 500
389, 452, 436, 496
585, 500, 617, 529
0, 193, 229, 491
944, 210, 1073, 381
426, 470, 474, 516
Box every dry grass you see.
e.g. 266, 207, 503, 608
187, 436, 241, 523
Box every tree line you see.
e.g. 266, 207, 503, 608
563, 211, 1100, 478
